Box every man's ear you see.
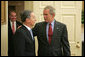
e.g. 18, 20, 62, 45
26, 18, 30, 23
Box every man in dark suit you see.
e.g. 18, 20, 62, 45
8, 10, 22, 56
13, 10, 36, 56
32, 6, 71, 56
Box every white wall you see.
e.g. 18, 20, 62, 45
1, 24, 8, 56
1, 1, 8, 56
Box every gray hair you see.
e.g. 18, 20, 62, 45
20, 10, 33, 22
44, 6, 55, 15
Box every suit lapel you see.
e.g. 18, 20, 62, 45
44, 22, 48, 41
22, 25, 34, 41
44, 22, 52, 45
51, 21, 60, 45
8, 20, 13, 35
8, 20, 18, 33
16, 21, 20, 29
16, 22, 18, 29
43, 21, 60, 45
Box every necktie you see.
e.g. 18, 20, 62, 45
12, 22, 15, 34
30, 30, 34, 40
48, 23, 53, 44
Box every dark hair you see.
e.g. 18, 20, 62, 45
8, 10, 16, 16
20, 10, 32, 22
8, 10, 16, 20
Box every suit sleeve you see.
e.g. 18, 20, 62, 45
13, 30, 25, 56
61, 25, 71, 56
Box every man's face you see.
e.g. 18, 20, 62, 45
43, 9, 53, 23
9, 12, 16, 22
29, 12, 36, 26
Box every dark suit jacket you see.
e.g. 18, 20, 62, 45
32, 20, 71, 56
8, 20, 22, 56
13, 25, 35, 56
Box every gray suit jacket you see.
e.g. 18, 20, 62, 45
32, 20, 71, 56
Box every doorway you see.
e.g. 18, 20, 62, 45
8, 1, 24, 22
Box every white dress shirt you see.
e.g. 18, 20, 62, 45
46, 20, 55, 40
10, 20, 16, 31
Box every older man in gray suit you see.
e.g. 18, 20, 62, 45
32, 6, 71, 56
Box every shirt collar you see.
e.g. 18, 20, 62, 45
48, 19, 55, 26
10, 20, 16, 29
10, 20, 16, 24
23, 24, 31, 31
